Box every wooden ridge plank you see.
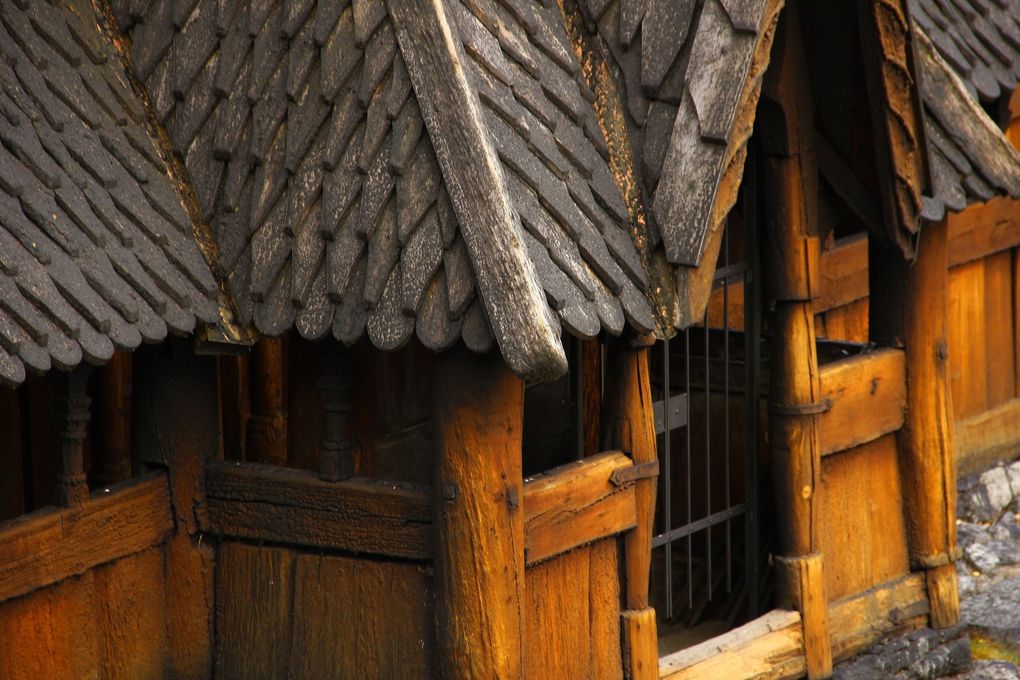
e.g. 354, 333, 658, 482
388, 0, 567, 381
205, 461, 432, 560
0, 474, 172, 603
523, 450, 637, 566
818, 348, 906, 456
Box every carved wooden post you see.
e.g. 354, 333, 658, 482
762, 8, 832, 678
94, 351, 133, 486
603, 337, 658, 680
432, 346, 524, 680
246, 338, 287, 465
54, 365, 92, 507
870, 220, 960, 628
318, 347, 355, 481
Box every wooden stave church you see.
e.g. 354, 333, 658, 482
3, 0, 1020, 678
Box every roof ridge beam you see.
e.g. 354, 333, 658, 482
388, 0, 567, 381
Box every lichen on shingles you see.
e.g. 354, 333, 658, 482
556, 0, 678, 338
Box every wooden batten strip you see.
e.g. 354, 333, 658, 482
659, 572, 928, 679
818, 348, 906, 456
523, 450, 637, 566
0, 474, 173, 603
205, 461, 433, 560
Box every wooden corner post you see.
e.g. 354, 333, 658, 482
603, 337, 659, 680
761, 6, 832, 678
432, 346, 525, 679
869, 220, 960, 628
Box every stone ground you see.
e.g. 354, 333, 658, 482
834, 459, 1020, 679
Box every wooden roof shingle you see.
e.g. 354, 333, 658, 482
0, 0, 220, 386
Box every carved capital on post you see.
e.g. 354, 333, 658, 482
54, 365, 93, 507
318, 347, 354, 481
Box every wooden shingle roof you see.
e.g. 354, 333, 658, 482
113, 0, 780, 379
0, 0, 220, 386
908, 0, 1020, 102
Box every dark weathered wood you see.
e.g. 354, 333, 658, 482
389, 0, 566, 381
870, 218, 960, 628
523, 450, 637, 566
432, 346, 525, 678
206, 461, 432, 560
318, 346, 355, 481
0, 385, 24, 520
818, 349, 906, 456
94, 350, 133, 486
54, 365, 92, 507
582, 339, 602, 457
0, 474, 172, 603
524, 539, 623, 680
246, 338, 288, 465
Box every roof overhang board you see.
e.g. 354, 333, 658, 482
388, 0, 568, 381
914, 26, 1020, 223
857, 0, 927, 256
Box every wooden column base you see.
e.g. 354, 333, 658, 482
925, 563, 961, 629
53, 473, 88, 507
777, 553, 832, 679
622, 608, 658, 680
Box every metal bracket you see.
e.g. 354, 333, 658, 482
610, 460, 660, 487
768, 398, 832, 416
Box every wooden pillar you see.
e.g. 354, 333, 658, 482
246, 338, 287, 465
318, 347, 354, 481
602, 337, 658, 680
93, 351, 133, 486
432, 346, 525, 679
869, 220, 960, 628
54, 365, 92, 507
762, 7, 832, 678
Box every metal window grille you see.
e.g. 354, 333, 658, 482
650, 167, 766, 638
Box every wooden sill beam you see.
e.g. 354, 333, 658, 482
818, 348, 906, 456
659, 572, 928, 679
0, 473, 172, 603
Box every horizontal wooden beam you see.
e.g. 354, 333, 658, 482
207, 452, 641, 564
658, 572, 928, 679
955, 396, 1020, 475
818, 348, 905, 456
0, 474, 173, 603
205, 461, 433, 560
523, 450, 637, 566
818, 234, 869, 313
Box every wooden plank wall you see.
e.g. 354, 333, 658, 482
0, 544, 172, 680
213, 542, 436, 679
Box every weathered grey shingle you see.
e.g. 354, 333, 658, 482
0, 0, 219, 386
115, 0, 658, 377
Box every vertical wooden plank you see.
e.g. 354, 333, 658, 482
287, 337, 323, 470
1015, 248, 1020, 399
289, 553, 434, 679
819, 299, 869, 343
0, 575, 101, 680
218, 354, 250, 461
93, 547, 169, 679
94, 351, 134, 486
984, 251, 1015, 408
817, 436, 910, 601
947, 259, 987, 419
214, 542, 294, 679
525, 548, 592, 679
588, 539, 624, 678
622, 608, 658, 680
582, 340, 602, 457
0, 384, 24, 520
432, 346, 524, 679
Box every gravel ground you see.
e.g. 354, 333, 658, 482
835, 460, 1020, 679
